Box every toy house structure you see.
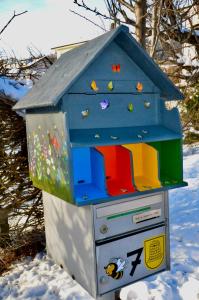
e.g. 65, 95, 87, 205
14, 26, 187, 298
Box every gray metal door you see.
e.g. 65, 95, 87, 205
96, 225, 167, 295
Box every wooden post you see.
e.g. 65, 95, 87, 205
96, 290, 120, 300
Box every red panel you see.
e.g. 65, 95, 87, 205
96, 145, 136, 196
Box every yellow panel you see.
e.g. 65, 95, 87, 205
123, 143, 161, 191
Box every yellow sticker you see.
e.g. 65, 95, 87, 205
144, 234, 165, 270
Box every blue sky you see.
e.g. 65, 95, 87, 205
0, 0, 45, 13
0, 0, 109, 57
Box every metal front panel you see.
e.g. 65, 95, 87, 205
96, 225, 167, 295
94, 193, 166, 241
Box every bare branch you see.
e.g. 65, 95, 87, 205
0, 10, 28, 36
73, 0, 129, 25
69, 9, 107, 31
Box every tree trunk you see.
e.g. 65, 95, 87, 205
151, 1, 158, 54
135, 0, 147, 49
0, 208, 10, 247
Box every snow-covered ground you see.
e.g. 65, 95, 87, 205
0, 145, 199, 300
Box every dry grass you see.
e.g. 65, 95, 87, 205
0, 229, 45, 275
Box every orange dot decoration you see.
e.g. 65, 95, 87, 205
136, 82, 143, 92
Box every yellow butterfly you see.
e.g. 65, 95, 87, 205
107, 81, 114, 91
91, 80, 99, 91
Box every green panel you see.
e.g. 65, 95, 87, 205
26, 112, 73, 203
148, 139, 183, 186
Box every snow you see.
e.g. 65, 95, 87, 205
0, 145, 199, 300
0, 77, 31, 101
180, 27, 199, 36
177, 53, 199, 68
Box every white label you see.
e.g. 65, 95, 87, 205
133, 209, 161, 223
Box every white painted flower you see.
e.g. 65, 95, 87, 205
46, 159, 51, 165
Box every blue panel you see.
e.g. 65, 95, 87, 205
72, 147, 108, 203
76, 181, 188, 206
91, 148, 106, 192
64, 94, 160, 130
69, 80, 157, 94
115, 31, 184, 100
72, 148, 91, 184
70, 125, 182, 147
160, 101, 182, 134
69, 42, 159, 94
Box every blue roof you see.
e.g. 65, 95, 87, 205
14, 25, 183, 110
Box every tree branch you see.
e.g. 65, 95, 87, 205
0, 10, 28, 36
73, 0, 129, 25
69, 9, 107, 31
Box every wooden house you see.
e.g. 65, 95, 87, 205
14, 25, 187, 206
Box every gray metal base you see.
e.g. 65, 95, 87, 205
43, 191, 170, 298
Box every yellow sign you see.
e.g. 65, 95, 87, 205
144, 234, 165, 270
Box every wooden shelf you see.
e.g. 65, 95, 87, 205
70, 125, 182, 147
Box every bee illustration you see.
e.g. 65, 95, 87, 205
104, 258, 126, 280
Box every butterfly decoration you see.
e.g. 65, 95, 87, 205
136, 82, 143, 92
107, 81, 114, 91
112, 64, 120, 72
128, 103, 134, 112
144, 101, 151, 108
81, 109, 89, 118
100, 99, 110, 110
91, 80, 99, 91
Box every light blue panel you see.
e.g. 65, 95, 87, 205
64, 94, 160, 129
69, 42, 159, 94
72, 148, 91, 184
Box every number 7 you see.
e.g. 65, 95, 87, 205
127, 247, 143, 277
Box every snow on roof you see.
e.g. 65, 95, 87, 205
0, 77, 32, 102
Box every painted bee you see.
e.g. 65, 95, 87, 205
104, 258, 126, 280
